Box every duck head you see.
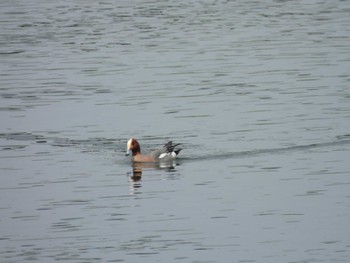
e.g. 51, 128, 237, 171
126, 138, 141, 156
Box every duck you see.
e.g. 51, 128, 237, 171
126, 138, 182, 163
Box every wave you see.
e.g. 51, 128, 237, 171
1, 132, 350, 160
182, 135, 350, 161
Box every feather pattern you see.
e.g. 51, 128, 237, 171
126, 138, 182, 163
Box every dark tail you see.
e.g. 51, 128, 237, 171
164, 141, 182, 155
174, 148, 182, 156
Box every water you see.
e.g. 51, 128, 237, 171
1, 0, 350, 262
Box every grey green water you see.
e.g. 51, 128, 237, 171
1, 0, 350, 262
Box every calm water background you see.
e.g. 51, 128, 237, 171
1, 0, 350, 262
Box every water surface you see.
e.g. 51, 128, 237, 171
1, 0, 350, 262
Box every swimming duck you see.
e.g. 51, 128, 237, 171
126, 138, 182, 163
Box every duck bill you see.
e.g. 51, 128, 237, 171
125, 149, 131, 156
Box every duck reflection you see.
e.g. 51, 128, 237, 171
128, 161, 178, 195
128, 161, 177, 182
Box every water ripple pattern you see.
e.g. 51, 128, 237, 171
1, 0, 350, 262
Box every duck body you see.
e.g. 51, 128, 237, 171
126, 138, 182, 163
